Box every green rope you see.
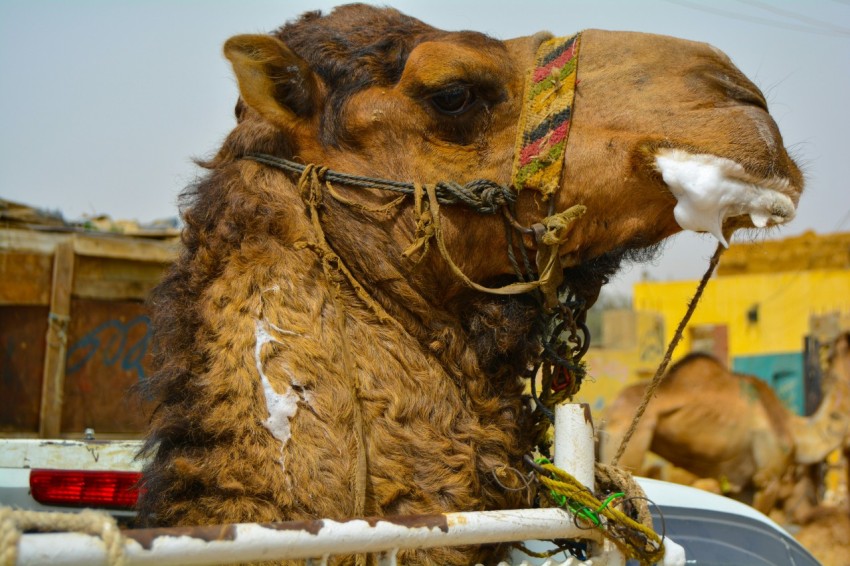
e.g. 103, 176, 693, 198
531, 458, 665, 566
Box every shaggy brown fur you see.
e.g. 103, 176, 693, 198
138, 4, 803, 564
142, 164, 539, 565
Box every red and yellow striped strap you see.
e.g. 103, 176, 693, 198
511, 33, 581, 197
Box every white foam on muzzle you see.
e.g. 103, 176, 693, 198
654, 149, 796, 247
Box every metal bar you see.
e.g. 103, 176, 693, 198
554, 403, 627, 566
14, 403, 678, 565
554, 403, 595, 491
16, 508, 604, 566
0, 439, 143, 470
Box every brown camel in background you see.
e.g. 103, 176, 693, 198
601, 333, 850, 522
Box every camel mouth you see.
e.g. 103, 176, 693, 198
654, 148, 797, 247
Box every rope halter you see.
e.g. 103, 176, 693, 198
244, 33, 583, 308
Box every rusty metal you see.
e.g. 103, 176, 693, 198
0, 439, 143, 471
6, 405, 686, 565
16, 507, 607, 565
7, 406, 610, 565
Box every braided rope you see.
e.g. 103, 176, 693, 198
0, 506, 126, 566
295, 165, 404, 331
245, 153, 515, 214
595, 464, 654, 528
281, 159, 588, 305
414, 182, 584, 298
298, 164, 375, 566
611, 243, 725, 466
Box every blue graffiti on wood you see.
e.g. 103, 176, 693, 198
66, 315, 151, 382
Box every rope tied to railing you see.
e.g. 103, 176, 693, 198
523, 458, 665, 565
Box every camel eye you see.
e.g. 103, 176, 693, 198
430, 85, 477, 115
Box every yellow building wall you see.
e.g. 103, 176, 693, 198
634, 269, 850, 362
574, 310, 665, 420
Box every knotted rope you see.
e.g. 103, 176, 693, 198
47, 312, 70, 348
401, 181, 586, 301
521, 459, 664, 565
0, 507, 126, 566
248, 153, 515, 214
519, 243, 726, 564
253, 153, 589, 309
294, 164, 403, 332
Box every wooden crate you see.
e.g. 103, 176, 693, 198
0, 227, 178, 438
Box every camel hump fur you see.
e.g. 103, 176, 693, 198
137, 4, 803, 564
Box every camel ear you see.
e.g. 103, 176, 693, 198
223, 34, 318, 127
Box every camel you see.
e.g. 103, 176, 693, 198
137, 5, 803, 564
600, 333, 850, 522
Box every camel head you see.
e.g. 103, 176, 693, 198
217, 4, 802, 304
793, 332, 850, 465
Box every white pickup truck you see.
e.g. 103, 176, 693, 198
0, 223, 172, 527
0, 436, 142, 525
0, 418, 821, 566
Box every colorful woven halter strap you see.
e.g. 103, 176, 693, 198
511, 33, 581, 197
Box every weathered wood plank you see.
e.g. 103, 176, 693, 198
0, 252, 53, 305
0, 227, 179, 263
39, 240, 75, 438
73, 233, 179, 263
1, 227, 171, 436
0, 227, 63, 254
73, 256, 170, 301
61, 298, 153, 434
0, 306, 49, 433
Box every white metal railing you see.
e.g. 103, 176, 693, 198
17, 508, 607, 566
11, 405, 684, 566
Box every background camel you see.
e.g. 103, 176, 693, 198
138, 4, 803, 564
601, 333, 850, 521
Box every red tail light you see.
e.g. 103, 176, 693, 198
29, 469, 142, 510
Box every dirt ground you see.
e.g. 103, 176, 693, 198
794, 506, 850, 566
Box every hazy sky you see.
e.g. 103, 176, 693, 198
2, 0, 848, 296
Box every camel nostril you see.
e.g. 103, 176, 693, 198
771, 205, 791, 219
